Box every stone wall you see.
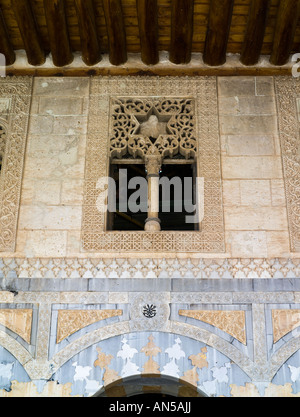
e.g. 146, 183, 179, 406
0, 75, 300, 397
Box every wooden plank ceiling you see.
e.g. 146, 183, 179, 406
0, 0, 299, 71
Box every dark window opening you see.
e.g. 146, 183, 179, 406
107, 162, 199, 232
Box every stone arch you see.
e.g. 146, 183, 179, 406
94, 374, 207, 398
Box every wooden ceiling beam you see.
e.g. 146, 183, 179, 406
102, 0, 127, 66
203, 0, 234, 66
240, 0, 270, 66
43, 0, 73, 67
270, 0, 300, 66
137, 0, 159, 65
74, 0, 101, 66
169, 0, 194, 64
11, 0, 45, 66
0, 8, 15, 66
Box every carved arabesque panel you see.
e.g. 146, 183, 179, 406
0, 77, 33, 252
82, 77, 225, 253
275, 77, 300, 252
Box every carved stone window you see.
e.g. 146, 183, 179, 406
108, 98, 198, 232
82, 77, 225, 253
0, 78, 32, 253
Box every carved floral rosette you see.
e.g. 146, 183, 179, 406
82, 77, 225, 253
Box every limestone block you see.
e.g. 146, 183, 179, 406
24, 231, 68, 257
222, 135, 275, 156
18, 205, 82, 230
222, 180, 241, 206
61, 179, 84, 205
227, 231, 268, 258
39, 97, 83, 116
271, 180, 287, 207
33, 180, 61, 205
266, 231, 291, 258
219, 96, 276, 116
33, 78, 90, 97
240, 180, 272, 206
218, 77, 256, 97
29, 115, 54, 135
255, 77, 275, 96
224, 206, 288, 231
222, 156, 283, 179
219, 115, 277, 136
53, 115, 88, 135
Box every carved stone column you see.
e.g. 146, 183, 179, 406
144, 154, 162, 232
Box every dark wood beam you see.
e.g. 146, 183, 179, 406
169, 0, 194, 64
5, 63, 294, 78
102, 0, 127, 66
203, 0, 234, 66
240, 0, 270, 66
136, 0, 159, 65
270, 0, 300, 66
11, 0, 45, 66
43, 0, 73, 67
74, 0, 101, 66
0, 8, 15, 66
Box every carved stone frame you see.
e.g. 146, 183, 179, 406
0, 77, 32, 252
82, 77, 225, 253
275, 77, 300, 252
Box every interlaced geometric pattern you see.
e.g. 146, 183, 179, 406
275, 77, 300, 252
82, 77, 225, 253
0, 77, 32, 252
110, 98, 197, 161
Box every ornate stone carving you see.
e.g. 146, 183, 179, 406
0, 77, 32, 252
56, 309, 123, 344
179, 309, 246, 345
275, 77, 300, 252
0, 309, 32, 344
82, 76, 225, 253
272, 310, 300, 343
110, 98, 197, 161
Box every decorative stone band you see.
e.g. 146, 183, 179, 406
0, 257, 299, 279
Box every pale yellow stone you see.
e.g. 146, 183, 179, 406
227, 231, 268, 258
267, 231, 291, 258
39, 97, 83, 116
271, 180, 287, 206
33, 180, 62, 205
225, 206, 288, 231
222, 156, 283, 179
18, 205, 82, 230
222, 135, 275, 156
222, 180, 241, 206
219, 115, 277, 136
240, 180, 271, 206
61, 179, 84, 205
24, 231, 68, 257
218, 77, 256, 97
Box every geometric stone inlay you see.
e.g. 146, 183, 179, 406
179, 310, 246, 344
272, 309, 300, 343
56, 309, 123, 343
0, 309, 32, 344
